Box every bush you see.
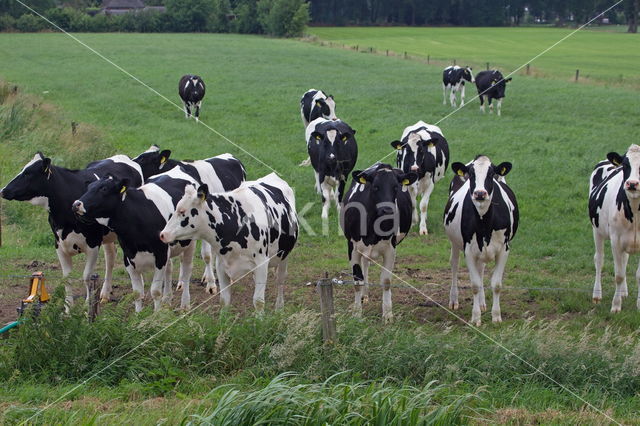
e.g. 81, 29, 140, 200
15, 13, 45, 32
257, 0, 309, 37
233, 0, 261, 34
0, 13, 16, 31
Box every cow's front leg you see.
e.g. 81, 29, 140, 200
81, 246, 100, 305
194, 101, 201, 123
450, 84, 458, 107
183, 103, 190, 119
336, 180, 347, 215
479, 95, 485, 113
56, 246, 74, 311
496, 98, 502, 116
611, 240, 628, 313
442, 82, 447, 105
126, 265, 145, 312
252, 261, 268, 315
380, 247, 396, 323
491, 250, 509, 323
201, 241, 218, 296
361, 255, 370, 304
163, 257, 173, 307
419, 182, 435, 235
488, 97, 494, 114
350, 243, 364, 316
275, 259, 287, 310
150, 266, 166, 311
216, 256, 231, 307
592, 229, 604, 303
449, 246, 460, 310
320, 181, 332, 220
460, 84, 466, 107
466, 255, 483, 326
479, 263, 487, 312
101, 242, 116, 303
409, 184, 419, 225
177, 241, 196, 310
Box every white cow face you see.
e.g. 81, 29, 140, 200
452, 156, 512, 215
160, 184, 206, 243
608, 144, 640, 200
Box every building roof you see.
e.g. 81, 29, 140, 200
103, 0, 144, 9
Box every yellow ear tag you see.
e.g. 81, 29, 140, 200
428, 142, 434, 147
402, 178, 410, 185
501, 167, 506, 175
396, 145, 402, 150
198, 192, 206, 201
359, 177, 367, 184
342, 136, 347, 142
160, 156, 167, 164
315, 135, 321, 140
456, 169, 464, 176
315, 101, 321, 107
120, 186, 127, 194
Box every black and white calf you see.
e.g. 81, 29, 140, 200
589, 145, 640, 312
133, 145, 246, 295
306, 118, 358, 220
178, 75, 206, 122
442, 65, 474, 107
300, 89, 337, 128
341, 163, 418, 322
0, 153, 143, 306
73, 167, 199, 312
391, 121, 449, 235
444, 156, 518, 326
475, 70, 512, 116
159, 173, 298, 313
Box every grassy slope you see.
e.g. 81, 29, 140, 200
0, 31, 639, 422
309, 26, 640, 86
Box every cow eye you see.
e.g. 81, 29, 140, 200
178, 209, 185, 216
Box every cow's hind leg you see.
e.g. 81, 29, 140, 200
380, 246, 396, 323
252, 261, 268, 315
349, 241, 364, 316
201, 241, 218, 296
450, 84, 458, 107
490, 249, 509, 323
479, 95, 485, 113
442, 83, 447, 105
82, 246, 100, 305
592, 229, 605, 303
488, 97, 494, 114
361, 254, 370, 304
275, 259, 287, 310
127, 266, 144, 312
497, 98, 502, 116
460, 84, 466, 107
216, 256, 232, 307
194, 101, 201, 123
183, 103, 190, 119
101, 242, 116, 303
611, 240, 628, 313
449, 246, 460, 310
177, 241, 196, 310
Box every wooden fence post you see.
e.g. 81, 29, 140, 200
386, 49, 389, 56
88, 274, 100, 322
486, 62, 490, 70
317, 274, 336, 345
369, 47, 373, 53
404, 51, 407, 59
575, 69, 580, 82
526, 63, 530, 75
453, 59, 456, 65
427, 55, 430, 64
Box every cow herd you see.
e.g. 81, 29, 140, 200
0, 68, 636, 326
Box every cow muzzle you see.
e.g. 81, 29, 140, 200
626, 180, 640, 197
159, 231, 170, 243
410, 165, 419, 172
72, 200, 86, 215
473, 190, 488, 201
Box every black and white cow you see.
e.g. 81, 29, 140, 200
0, 153, 143, 307
391, 121, 449, 235
133, 145, 247, 295
179, 75, 206, 122
475, 70, 512, 116
300, 89, 337, 128
589, 144, 640, 312
444, 156, 518, 326
306, 118, 358, 220
73, 167, 199, 312
159, 173, 298, 313
442, 65, 475, 107
341, 163, 418, 322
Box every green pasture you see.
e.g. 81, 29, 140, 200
0, 30, 639, 423
309, 26, 640, 86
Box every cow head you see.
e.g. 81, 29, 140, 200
1, 153, 52, 206
160, 184, 205, 243
451, 156, 512, 215
72, 175, 128, 224
608, 144, 640, 200
133, 145, 172, 180
463, 66, 475, 83
489, 72, 512, 99
310, 121, 356, 175
189, 76, 204, 98
351, 164, 417, 233
315, 95, 337, 121
391, 131, 442, 178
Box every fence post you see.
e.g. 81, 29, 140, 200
369, 47, 373, 53
427, 54, 430, 64
526, 63, 530, 75
71, 121, 77, 136
404, 51, 407, 59
453, 59, 456, 65
355, 45, 358, 51
317, 273, 336, 345
88, 274, 100, 322
386, 49, 389, 56
575, 69, 580, 82
486, 62, 490, 70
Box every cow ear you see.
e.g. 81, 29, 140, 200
159, 150, 171, 166
327, 94, 334, 100
352, 170, 368, 184
505, 77, 513, 83
197, 184, 208, 201
607, 152, 624, 166
399, 172, 418, 186
390, 140, 403, 150
311, 131, 323, 142
422, 138, 438, 148
41, 157, 51, 172
451, 162, 468, 177
494, 162, 512, 177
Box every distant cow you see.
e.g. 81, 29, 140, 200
159, 173, 299, 313
442, 66, 474, 107
391, 121, 449, 235
306, 118, 358, 219
179, 75, 206, 122
341, 163, 417, 322
589, 144, 640, 312
0, 153, 143, 307
300, 89, 336, 128
73, 167, 199, 312
444, 156, 518, 326
475, 70, 512, 116
133, 145, 246, 295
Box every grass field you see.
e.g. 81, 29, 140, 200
309, 26, 640, 87
0, 28, 639, 423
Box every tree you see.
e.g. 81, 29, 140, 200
626, 0, 638, 32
